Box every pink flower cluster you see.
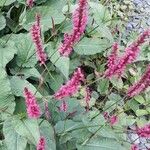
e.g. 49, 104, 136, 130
58, 0, 88, 56
26, 0, 34, 8
59, 101, 68, 112
36, 136, 46, 150
105, 42, 119, 78
85, 87, 91, 111
54, 68, 85, 100
131, 144, 139, 150
105, 29, 150, 78
24, 87, 41, 119
30, 14, 47, 65
136, 124, 150, 138
103, 112, 118, 126
127, 65, 150, 97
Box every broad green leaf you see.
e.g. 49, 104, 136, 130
136, 109, 149, 116
0, 13, 6, 30
46, 43, 70, 78
74, 37, 111, 55
76, 137, 130, 150
39, 120, 56, 150
0, 69, 15, 110
3, 118, 27, 150
134, 95, 145, 104
110, 77, 123, 89
13, 118, 40, 145
0, 40, 16, 68
89, 2, 111, 25
10, 76, 42, 98
15, 34, 37, 67
23, 0, 65, 31
97, 79, 109, 94
0, 0, 15, 6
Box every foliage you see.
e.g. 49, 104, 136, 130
0, 0, 149, 150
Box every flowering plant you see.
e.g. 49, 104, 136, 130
0, 0, 150, 150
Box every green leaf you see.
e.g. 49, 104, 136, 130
46, 43, 70, 78
136, 109, 149, 116
0, 13, 6, 30
77, 137, 130, 150
15, 34, 37, 67
13, 117, 40, 145
110, 77, 123, 89
0, 68, 15, 110
0, 0, 15, 6
97, 79, 109, 94
3, 118, 27, 150
10, 76, 42, 98
39, 120, 56, 150
134, 95, 145, 104
0, 40, 16, 68
23, 0, 65, 31
74, 37, 111, 55
89, 2, 111, 25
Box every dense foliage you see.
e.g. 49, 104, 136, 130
0, 0, 150, 150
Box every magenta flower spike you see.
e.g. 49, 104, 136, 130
54, 68, 85, 100
136, 124, 150, 138
30, 15, 47, 65
26, 0, 34, 8
58, 0, 88, 56
127, 65, 150, 97
24, 87, 41, 119
131, 144, 139, 150
36, 136, 46, 150
59, 101, 68, 112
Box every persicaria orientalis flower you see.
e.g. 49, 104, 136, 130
24, 87, 41, 119
54, 67, 85, 100
84, 87, 91, 111
136, 124, 150, 138
131, 144, 139, 150
103, 112, 118, 126
105, 29, 150, 78
26, 0, 34, 8
58, 0, 88, 56
59, 101, 68, 112
30, 14, 47, 65
127, 65, 150, 97
36, 136, 46, 150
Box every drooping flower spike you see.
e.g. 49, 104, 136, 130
26, 0, 34, 8
30, 14, 47, 65
23, 87, 41, 119
36, 136, 46, 150
59, 101, 68, 112
54, 67, 85, 100
131, 144, 139, 150
58, 0, 88, 56
136, 124, 150, 138
127, 65, 150, 97
105, 29, 150, 78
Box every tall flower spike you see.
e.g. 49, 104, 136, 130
59, 101, 68, 112
131, 144, 139, 150
37, 136, 46, 150
30, 15, 47, 65
127, 65, 150, 97
26, 0, 34, 8
104, 42, 119, 78
105, 29, 150, 78
24, 87, 41, 119
136, 124, 150, 138
54, 68, 85, 100
58, 0, 88, 56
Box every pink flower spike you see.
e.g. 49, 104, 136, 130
127, 65, 150, 97
59, 101, 68, 112
37, 136, 46, 150
104, 42, 119, 78
103, 112, 109, 120
30, 15, 47, 65
24, 87, 41, 119
131, 144, 139, 150
85, 87, 91, 111
109, 115, 118, 126
105, 28, 150, 78
54, 67, 85, 100
136, 124, 150, 138
58, 0, 88, 56
26, 0, 34, 8
44, 101, 51, 120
